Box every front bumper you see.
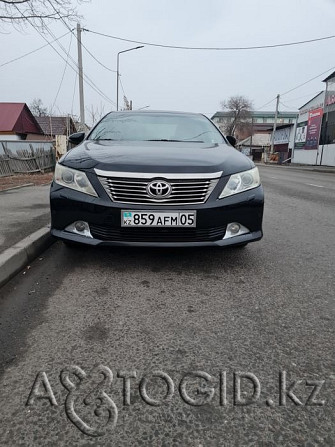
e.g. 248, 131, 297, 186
50, 182, 264, 247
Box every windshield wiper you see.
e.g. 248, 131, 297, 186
146, 139, 204, 143
146, 139, 183, 142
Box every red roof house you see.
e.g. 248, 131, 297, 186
0, 103, 43, 140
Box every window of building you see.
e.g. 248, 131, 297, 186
320, 110, 335, 145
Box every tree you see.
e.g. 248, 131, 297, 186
30, 98, 48, 116
0, 0, 87, 30
86, 103, 106, 127
220, 95, 253, 137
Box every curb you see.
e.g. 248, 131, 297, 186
0, 183, 34, 193
0, 226, 55, 288
256, 163, 335, 174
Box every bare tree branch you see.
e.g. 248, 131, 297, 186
1, 1, 31, 4
30, 98, 48, 116
0, 0, 89, 30
220, 95, 253, 137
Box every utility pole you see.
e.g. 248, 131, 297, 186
250, 116, 254, 157
270, 94, 280, 154
77, 23, 85, 130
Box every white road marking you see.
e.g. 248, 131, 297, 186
306, 183, 325, 188
268, 176, 278, 179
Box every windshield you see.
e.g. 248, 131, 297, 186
88, 112, 225, 144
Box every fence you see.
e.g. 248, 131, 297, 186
0, 141, 56, 177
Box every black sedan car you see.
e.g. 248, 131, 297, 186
50, 111, 264, 247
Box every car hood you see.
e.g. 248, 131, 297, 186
61, 140, 253, 176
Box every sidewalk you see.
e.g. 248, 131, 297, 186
0, 183, 54, 287
255, 162, 335, 174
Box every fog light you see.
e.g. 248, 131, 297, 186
65, 221, 93, 238
223, 222, 250, 239
75, 221, 86, 232
229, 223, 240, 234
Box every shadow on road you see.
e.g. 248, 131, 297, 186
60, 242, 260, 275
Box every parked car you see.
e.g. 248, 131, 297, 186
50, 111, 264, 247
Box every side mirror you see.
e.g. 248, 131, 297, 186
226, 135, 236, 147
68, 132, 85, 145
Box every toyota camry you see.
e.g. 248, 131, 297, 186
50, 111, 264, 247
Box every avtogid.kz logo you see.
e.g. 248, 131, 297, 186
26, 366, 327, 437
27, 365, 118, 437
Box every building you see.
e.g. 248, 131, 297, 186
34, 116, 77, 158
292, 91, 325, 165
0, 103, 43, 140
236, 133, 271, 162
320, 72, 335, 165
211, 110, 297, 140
291, 73, 335, 167
272, 123, 296, 163
34, 116, 77, 139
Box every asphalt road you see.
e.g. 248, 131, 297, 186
0, 185, 50, 254
0, 166, 334, 446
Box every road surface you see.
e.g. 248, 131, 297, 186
0, 185, 50, 254
0, 166, 334, 446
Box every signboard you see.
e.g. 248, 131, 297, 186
325, 76, 335, 107
294, 107, 323, 150
305, 108, 323, 149
294, 121, 307, 149
274, 127, 291, 145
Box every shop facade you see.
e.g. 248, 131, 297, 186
292, 72, 335, 166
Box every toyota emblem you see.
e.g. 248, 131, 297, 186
147, 180, 172, 198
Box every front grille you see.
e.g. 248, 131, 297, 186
98, 176, 219, 205
90, 224, 226, 242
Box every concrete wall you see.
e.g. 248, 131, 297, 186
293, 144, 335, 166
292, 149, 318, 165
319, 143, 335, 166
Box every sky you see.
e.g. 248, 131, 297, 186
1, 0, 335, 125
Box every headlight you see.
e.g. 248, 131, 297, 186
219, 167, 260, 199
54, 164, 98, 197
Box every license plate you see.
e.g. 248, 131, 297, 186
121, 211, 196, 227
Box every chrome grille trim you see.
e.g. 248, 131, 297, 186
94, 169, 223, 179
97, 174, 220, 205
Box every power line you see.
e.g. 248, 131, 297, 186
40, 17, 116, 106
279, 100, 297, 110
45, 2, 116, 73
256, 66, 335, 111
51, 32, 73, 114
14, 1, 115, 108
84, 28, 335, 51
283, 91, 322, 103
119, 76, 127, 98
81, 36, 117, 73
281, 66, 335, 96
255, 97, 277, 111
36, 21, 116, 107
0, 30, 71, 69
71, 71, 78, 115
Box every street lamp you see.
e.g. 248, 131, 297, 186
116, 46, 144, 111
